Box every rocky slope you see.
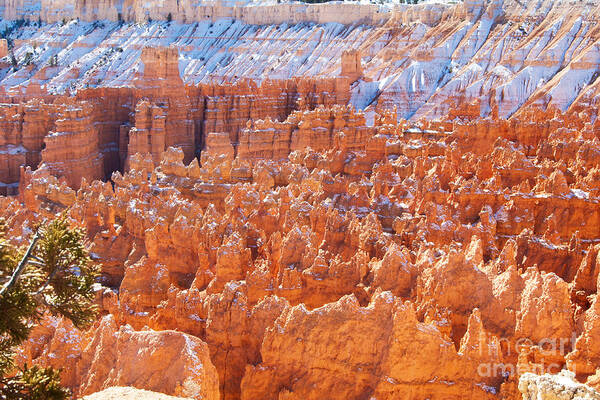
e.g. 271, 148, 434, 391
1, 0, 600, 399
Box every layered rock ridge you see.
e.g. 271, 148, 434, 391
0, 43, 352, 190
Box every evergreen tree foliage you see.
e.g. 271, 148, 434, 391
0, 216, 99, 399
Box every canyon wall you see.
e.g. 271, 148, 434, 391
0, 100, 56, 194
40, 100, 105, 188
16, 0, 450, 25
0, 0, 597, 122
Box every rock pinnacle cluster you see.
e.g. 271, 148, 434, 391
1, 0, 600, 398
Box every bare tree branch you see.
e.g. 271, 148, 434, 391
0, 232, 40, 297
32, 266, 60, 297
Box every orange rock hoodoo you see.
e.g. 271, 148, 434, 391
8, 99, 600, 399
341, 49, 363, 83
2, 0, 600, 399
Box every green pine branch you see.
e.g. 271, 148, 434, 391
0, 214, 100, 399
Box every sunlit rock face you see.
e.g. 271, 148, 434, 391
4, 0, 600, 399
82, 387, 192, 400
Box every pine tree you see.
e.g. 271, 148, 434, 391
0, 215, 99, 399
9, 51, 17, 68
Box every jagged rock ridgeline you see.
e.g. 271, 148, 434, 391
15, 314, 219, 399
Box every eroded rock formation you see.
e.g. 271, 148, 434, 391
7, 96, 600, 398
1, 0, 600, 399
